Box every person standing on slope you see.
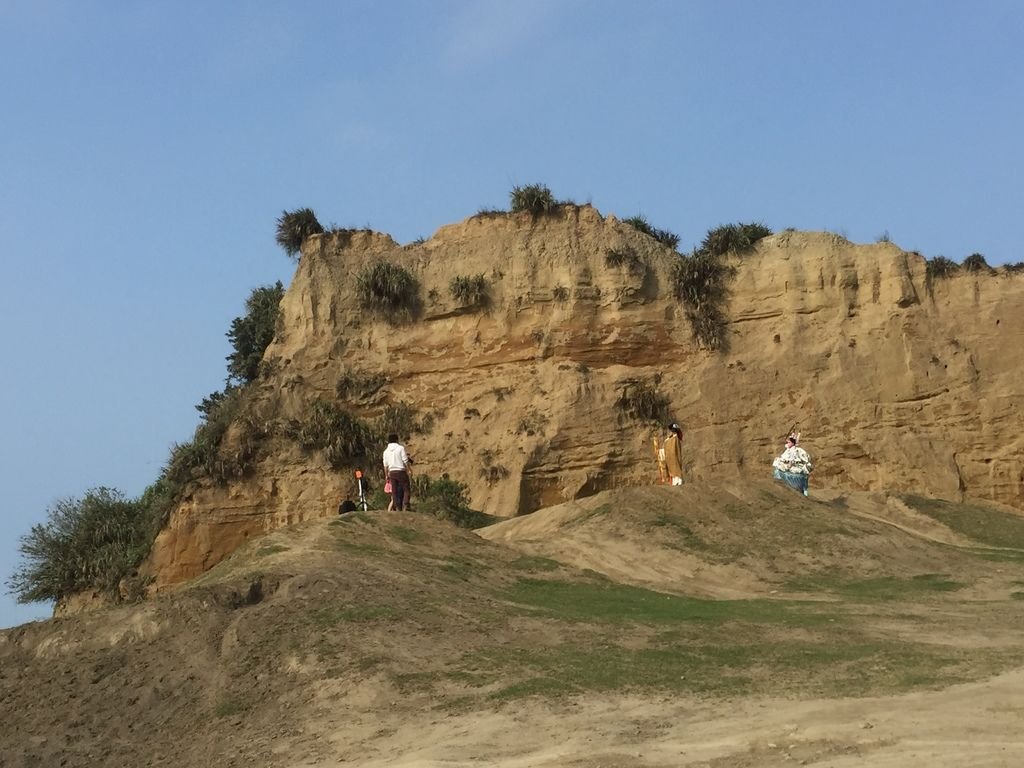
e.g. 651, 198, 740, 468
382, 434, 411, 511
663, 423, 684, 486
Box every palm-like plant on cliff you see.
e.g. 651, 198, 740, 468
275, 208, 324, 259
672, 250, 737, 351
962, 253, 993, 274
356, 262, 418, 312
449, 274, 489, 307
700, 222, 772, 257
623, 215, 680, 251
510, 183, 556, 216
926, 256, 960, 279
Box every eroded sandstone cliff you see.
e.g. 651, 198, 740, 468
147, 205, 1024, 586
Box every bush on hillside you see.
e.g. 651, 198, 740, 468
8, 488, 150, 603
672, 250, 737, 351
226, 281, 285, 386
295, 400, 373, 468
335, 368, 387, 402
605, 247, 647, 277
474, 207, 507, 218
700, 222, 772, 257
510, 183, 556, 216
1004, 262, 1024, 274
962, 253, 993, 274
449, 274, 489, 307
926, 256, 960, 279
275, 208, 324, 259
356, 262, 418, 312
374, 401, 434, 440
168, 386, 266, 487
410, 474, 493, 529
624, 216, 680, 251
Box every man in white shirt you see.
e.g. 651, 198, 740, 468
382, 433, 411, 511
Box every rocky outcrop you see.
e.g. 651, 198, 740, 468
146, 206, 1024, 586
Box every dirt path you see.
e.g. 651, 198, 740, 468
309, 667, 1024, 767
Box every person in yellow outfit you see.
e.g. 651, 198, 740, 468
663, 423, 684, 486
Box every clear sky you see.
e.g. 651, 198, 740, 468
2, 0, 1021, 628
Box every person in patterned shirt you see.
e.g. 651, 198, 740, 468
772, 434, 812, 495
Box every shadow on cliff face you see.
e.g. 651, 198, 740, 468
4, 482, 1024, 767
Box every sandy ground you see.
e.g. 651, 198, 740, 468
299, 668, 1024, 768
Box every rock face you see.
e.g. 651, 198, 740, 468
146, 206, 1024, 587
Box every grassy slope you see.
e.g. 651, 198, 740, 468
3, 484, 1024, 767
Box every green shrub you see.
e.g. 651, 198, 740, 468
275, 208, 324, 259
700, 222, 772, 257
296, 400, 373, 467
409, 475, 492, 528
615, 377, 670, 423
962, 253, 993, 273
605, 247, 647, 277
1004, 262, 1024, 274
624, 216, 680, 251
8, 488, 150, 603
449, 274, 489, 307
926, 256, 960, 279
226, 281, 285, 386
475, 207, 506, 218
479, 450, 510, 486
510, 183, 556, 216
374, 401, 433, 440
169, 387, 265, 487
336, 368, 387, 402
672, 250, 737, 351
356, 262, 418, 312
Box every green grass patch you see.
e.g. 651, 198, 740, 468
502, 578, 827, 627
902, 495, 1024, 549
332, 511, 377, 526
509, 555, 562, 572
964, 547, 1024, 563
309, 605, 398, 626
786, 573, 963, 600
387, 526, 423, 544
470, 639, 984, 700
568, 503, 613, 527
256, 544, 289, 557
648, 513, 707, 551
1011, 592, 1024, 601
214, 698, 252, 718
440, 556, 489, 580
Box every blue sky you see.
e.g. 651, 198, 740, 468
1, 0, 1021, 628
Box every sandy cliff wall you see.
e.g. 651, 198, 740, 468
147, 206, 1024, 586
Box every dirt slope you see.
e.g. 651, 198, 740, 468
478, 480, 1024, 601
4, 482, 1024, 767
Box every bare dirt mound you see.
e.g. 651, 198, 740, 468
4, 483, 1024, 767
